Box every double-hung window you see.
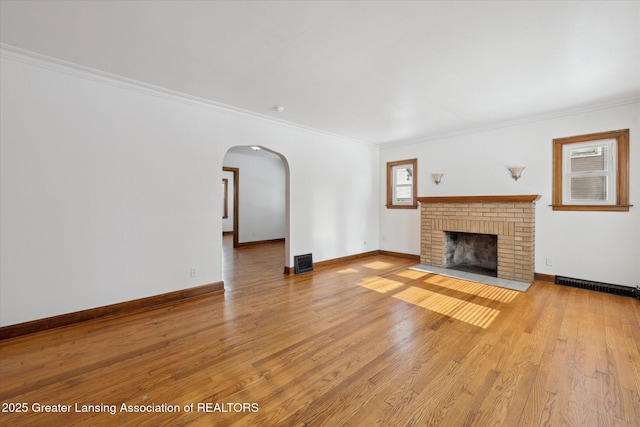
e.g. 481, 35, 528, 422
552, 129, 630, 211
386, 159, 417, 209
563, 140, 616, 204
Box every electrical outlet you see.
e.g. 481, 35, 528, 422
545, 257, 553, 266
190, 267, 197, 278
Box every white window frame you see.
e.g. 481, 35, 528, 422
562, 139, 617, 205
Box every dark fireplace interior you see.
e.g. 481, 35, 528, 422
444, 232, 498, 277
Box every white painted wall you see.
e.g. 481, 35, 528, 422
380, 102, 640, 287
0, 50, 379, 326
3, 46, 634, 329
223, 148, 286, 243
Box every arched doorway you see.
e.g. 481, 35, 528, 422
221, 146, 290, 288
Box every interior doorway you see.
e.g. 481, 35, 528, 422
222, 146, 290, 286
222, 166, 239, 248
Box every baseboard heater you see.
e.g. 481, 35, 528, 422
555, 275, 640, 299
294, 253, 314, 274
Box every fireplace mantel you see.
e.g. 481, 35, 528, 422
417, 195, 541, 204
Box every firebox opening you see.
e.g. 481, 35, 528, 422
444, 232, 497, 277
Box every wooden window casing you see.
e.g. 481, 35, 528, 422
386, 159, 418, 209
552, 129, 630, 212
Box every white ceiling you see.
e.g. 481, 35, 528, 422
1, 0, 639, 145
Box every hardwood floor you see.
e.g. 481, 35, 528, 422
1, 240, 639, 426
221, 233, 286, 290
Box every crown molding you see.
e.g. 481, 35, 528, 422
3, 43, 637, 150
0, 44, 372, 147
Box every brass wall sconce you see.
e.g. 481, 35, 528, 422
432, 173, 444, 185
508, 167, 525, 181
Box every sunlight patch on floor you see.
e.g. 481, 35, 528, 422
362, 261, 396, 270
425, 276, 520, 303
337, 268, 360, 274
395, 269, 429, 280
357, 276, 405, 293
393, 286, 500, 329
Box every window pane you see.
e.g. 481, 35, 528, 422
570, 144, 608, 172
396, 186, 412, 202
570, 176, 607, 200
394, 167, 413, 185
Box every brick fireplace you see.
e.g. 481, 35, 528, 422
417, 195, 541, 283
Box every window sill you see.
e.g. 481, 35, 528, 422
550, 204, 632, 212
386, 204, 418, 209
